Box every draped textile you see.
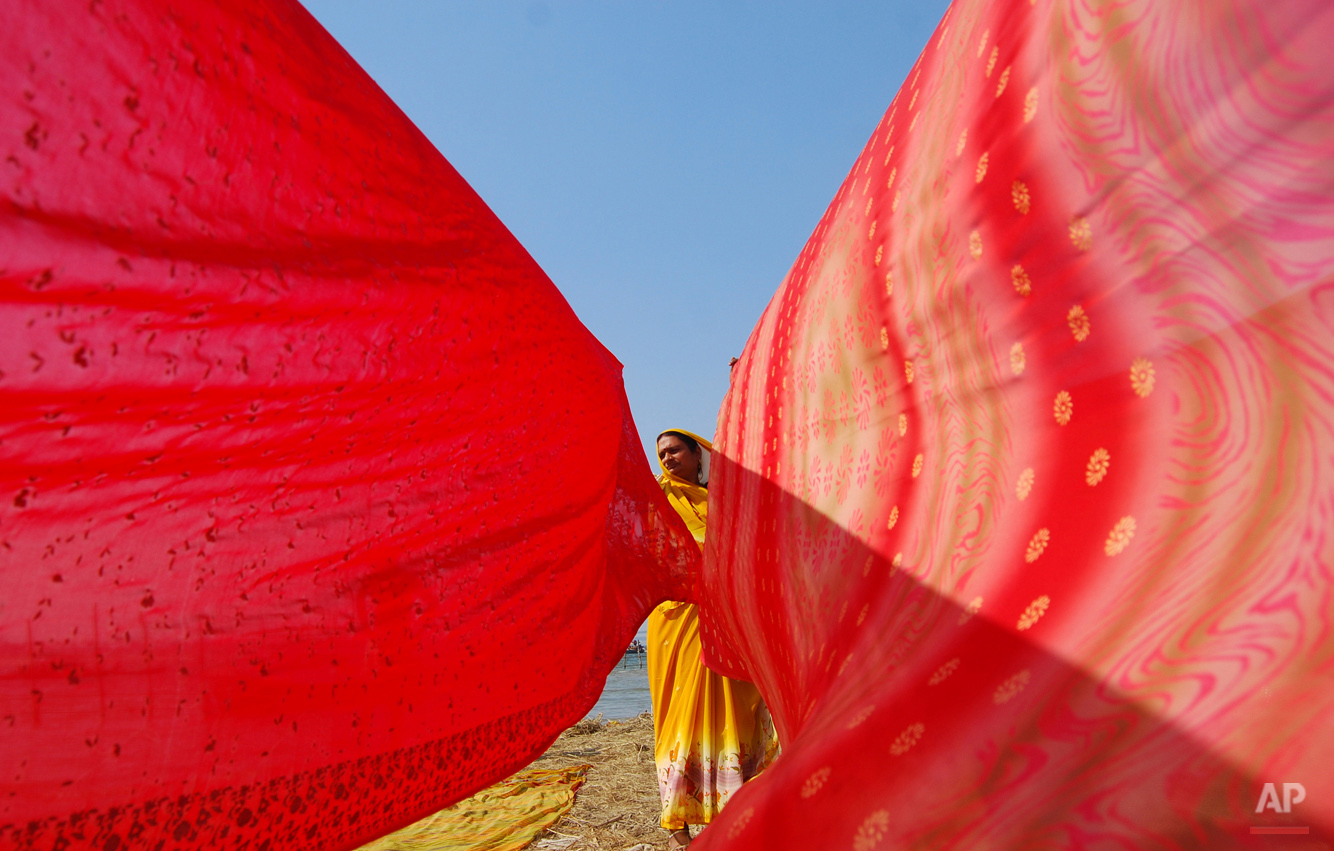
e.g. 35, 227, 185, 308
0, 2, 700, 849
353, 766, 589, 851
647, 601, 776, 830
697, 0, 1334, 847
4, 0, 1334, 849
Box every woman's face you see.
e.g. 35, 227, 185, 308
657, 435, 701, 483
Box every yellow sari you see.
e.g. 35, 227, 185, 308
647, 430, 778, 830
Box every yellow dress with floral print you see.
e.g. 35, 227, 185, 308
648, 431, 779, 830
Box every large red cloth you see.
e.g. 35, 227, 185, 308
5, 0, 1334, 849
0, 2, 698, 849
700, 0, 1334, 846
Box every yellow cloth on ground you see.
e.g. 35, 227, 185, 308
355, 766, 589, 851
648, 430, 779, 830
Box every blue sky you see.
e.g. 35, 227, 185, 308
301, 1, 952, 465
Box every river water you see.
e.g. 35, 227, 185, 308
586, 654, 651, 719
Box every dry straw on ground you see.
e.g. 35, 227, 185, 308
527, 712, 667, 851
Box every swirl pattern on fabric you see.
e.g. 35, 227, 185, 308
700, 0, 1334, 846
0, 1, 699, 849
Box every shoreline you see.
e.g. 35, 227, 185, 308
527, 713, 665, 850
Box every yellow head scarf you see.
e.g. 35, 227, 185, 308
656, 429, 711, 546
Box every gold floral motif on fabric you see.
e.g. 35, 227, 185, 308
1054, 391, 1073, 425
1105, 516, 1136, 555
1010, 342, 1026, 375
1017, 595, 1050, 630
1070, 216, 1092, 251
1016, 467, 1034, 499
1086, 448, 1110, 485
929, 657, 960, 685
1012, 180, 1031, 214
800, 767, 832, 799
1068, 305, 1090, 341
1130, 357, 1155, 397
1025, 528, 1051, 563
853, 810, 891, 851
890, 723, 925, 756
1012, 264, 1031, 296
994, 669, 1031, 704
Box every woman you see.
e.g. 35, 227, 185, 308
649, 429, 778, 849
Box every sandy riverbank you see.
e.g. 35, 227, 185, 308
526, 713, 666, 850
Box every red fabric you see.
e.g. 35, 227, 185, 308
6, 0, 1334, 848
0, 2, 697, 849
700, 0, 1334, 846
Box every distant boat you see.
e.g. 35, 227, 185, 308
624, 639, 646, 655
